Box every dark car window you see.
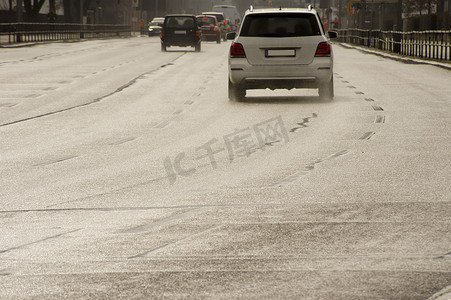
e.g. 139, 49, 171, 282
149, 21, 163, 26
165, 16, 197, 29
197, 16, 217, 26
204, 13, 224, 24
240, 13, 321, 37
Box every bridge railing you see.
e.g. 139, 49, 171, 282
0, 22, 132, 45
335, 29, 451, 61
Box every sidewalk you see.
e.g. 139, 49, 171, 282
338, 42, 451, 71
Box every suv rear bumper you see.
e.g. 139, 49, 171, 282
244, 77, 318, 90
161, 36, 200, 47
201, 32, 220, 40
229, 57, 333, 89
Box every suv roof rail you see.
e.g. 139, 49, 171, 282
249, 5, 253, 12
308, 5, 312, 11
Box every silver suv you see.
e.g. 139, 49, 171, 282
227, 7, 337, 101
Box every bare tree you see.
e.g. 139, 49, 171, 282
48, 0, 57, 22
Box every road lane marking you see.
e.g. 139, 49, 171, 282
154, 120, 170, 128
270, 150, 349, 187
435, 251, 451, 259
375, 115, 386, 123
128, 225, 222, 259
0, 102, 18, 108
33, 155, 78, 167
0, 229, 80, 255
371, 104, 384, 111
121, 207, 206, 234
25, 94, 42, 98
359, 131, 376, 140
109, 137, 136, 145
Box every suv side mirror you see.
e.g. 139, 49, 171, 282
226, 32, 236, 40
328, 31, 338, 39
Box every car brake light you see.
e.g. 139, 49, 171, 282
315, 42, 331, 57
230, 43, 246, 58
161, 29, 165, 37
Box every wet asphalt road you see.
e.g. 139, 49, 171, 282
0, 36, 450, 299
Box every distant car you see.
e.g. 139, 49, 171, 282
202, 12, 227, 41
212, 5, 241, 31
227, 7, 338, 101
161, 14, 201, 52
148, 18, 164, 36
196, 15, 221, 44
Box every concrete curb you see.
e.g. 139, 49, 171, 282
0, 40, 88, 48
0, 35, 136, 49
338, 42, 451, 71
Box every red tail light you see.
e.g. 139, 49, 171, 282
161, 29, 165, 37
315, 42, 331, 57
230, 43, 246, 58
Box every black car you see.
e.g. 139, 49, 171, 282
148, 18, 164, 36
161, 14, 201, 52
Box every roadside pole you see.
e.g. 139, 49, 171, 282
394, 0, 402, 53
17, 0, 22, 42
80, 0, 84, 38
132, 0, 139, 35
17, 0, 23, 21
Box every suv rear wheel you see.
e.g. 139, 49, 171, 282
228, 79, 245, 101
161, 43, 167, 52
319, 77, 334, 100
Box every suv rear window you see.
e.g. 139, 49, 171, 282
203, 13, 224, 23
197, 16, 216, 26
240, 13, 321, 37
165, 16, 196, 29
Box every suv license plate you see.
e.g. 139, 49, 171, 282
175, 30, 186, 34
265, 49, 296, 57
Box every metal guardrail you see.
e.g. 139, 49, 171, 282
336, 29, 451, 61
0, 22, 132, 45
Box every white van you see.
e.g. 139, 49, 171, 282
212, 5, 241, 31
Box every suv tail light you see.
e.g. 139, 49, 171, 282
230, 43, 246, 58
315, 42, 331, 57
